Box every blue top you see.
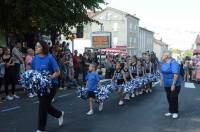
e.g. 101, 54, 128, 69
86, 71, 100, 91
32, 54, 60, 73
32, 54, 60, 85
160, 58, 181, 88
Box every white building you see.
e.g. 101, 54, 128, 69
153, 39, 168, 60
138, 27, 154, 56
84, 7, 140, 56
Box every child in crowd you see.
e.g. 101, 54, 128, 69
0, 47, 4, 103
129, 56, 138, 98
123, 63, 133, 100
60, 50, 76, 89
183, 60, 190, 82
129, 56, 138, 78
112, 63, 127, 106
25, 48, 34, 70
25, 48, 36, 98
86, 64, 102, 115
144, 54, 153, 93
136, 59, 145, 95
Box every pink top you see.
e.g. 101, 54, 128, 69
25, 55, 33, 70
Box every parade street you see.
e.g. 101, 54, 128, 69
0, 83, 200, 132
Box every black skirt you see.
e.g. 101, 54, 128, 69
87, 91, 96, 99
132, 73, 137, 78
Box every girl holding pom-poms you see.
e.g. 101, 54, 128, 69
129, 56, 138, 98
32, 41, 64, 132
136, 59, 145, 95
123, 63, 133, 100
144, 54, 153, 93
112, 62, 127, 106
85, 63, 101, 115
129, 56, 138, 78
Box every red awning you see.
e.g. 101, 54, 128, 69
193, 48, 200, 55
101, 48, 127, 55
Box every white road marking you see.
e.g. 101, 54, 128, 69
57, 93, 71, 98
184, 82, 196, 89
1, 106, 21, 112
153, 81, 160, 87
33, 101, 39, 104
32, 93, 71, 104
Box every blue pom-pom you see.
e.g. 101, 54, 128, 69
20, 70, 53, 96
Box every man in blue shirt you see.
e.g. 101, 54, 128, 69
85, 64, 101, 115
160, 51, 181, 119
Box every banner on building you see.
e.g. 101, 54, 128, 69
92, 32, 111, 48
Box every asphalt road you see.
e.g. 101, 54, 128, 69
0, 82, 200, 132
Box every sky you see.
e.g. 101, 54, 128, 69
104, 0, 200, 50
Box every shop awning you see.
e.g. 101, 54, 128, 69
101, 48, 127, 55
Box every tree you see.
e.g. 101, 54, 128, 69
183, 49, 193, 58
0, 0, 106, 44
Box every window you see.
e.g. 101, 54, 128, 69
129, 37, 133, 46
135, 25, 138, 31
134, 38, 137, 44
113, 37, 118, 45
106, 12, 111, 20
113, 23, 118, 31
114, 15, 118, 19
129, 23, 133, 32
99, 16, 103, 20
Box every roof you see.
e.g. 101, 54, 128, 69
87, 12, 96, 18
195, 34, 200, 44
139, 27, 154, 34
154, 38, 168, 47
91, 6, 140, 20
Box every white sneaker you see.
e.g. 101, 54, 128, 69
86, 110, 94, 115
6, 95, 14, 101
52, 98, 55, 103
165, 113, 172, 117
34, 93, 37, 96
172, 113, 179, 119
136, 92, 139, 96
99, 103, 104, 112
28, 93, 34, 98
118, 100, 124, 106
124, 94, 130, 100
149, 89, 152, 93
13, 94, 20, 99
36, 130, 45, 132
58, 111, 64, 126
131, 93, 135, 98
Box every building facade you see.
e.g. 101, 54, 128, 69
153, 39, 168, 60
138, 27, 154, 56
83, 7, 140, 56
195, 33, 200, 49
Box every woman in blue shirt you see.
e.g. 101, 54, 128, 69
32, 41, 64, 132
160, 51, 181, 119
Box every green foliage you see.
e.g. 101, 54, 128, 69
183, 49, 193, 57
0, 0, 106, 34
